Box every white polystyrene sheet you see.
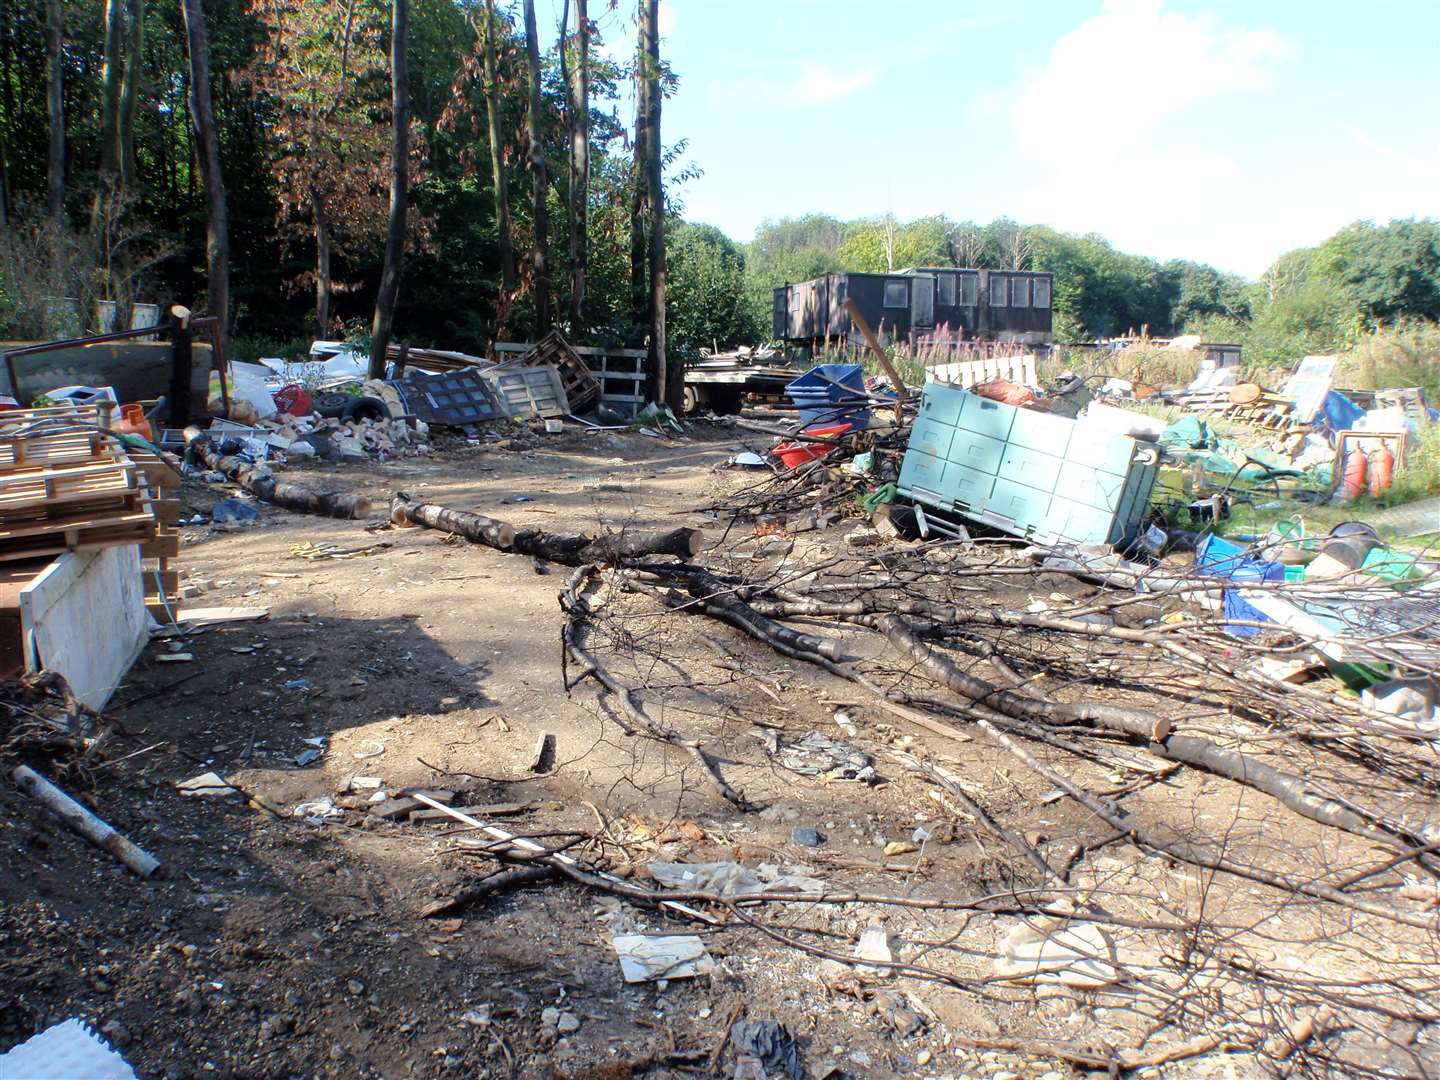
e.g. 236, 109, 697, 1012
0, 1018, 139, 1079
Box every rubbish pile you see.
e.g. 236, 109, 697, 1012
218, 331, 610, 466
714, 347, 1435, 575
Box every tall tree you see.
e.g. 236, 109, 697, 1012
561, 0, 589, 329
182, 0, 230, 343
251, 0, 392, 336
521, 0, 549, 333
98, 0, 125, 178
0, 2, 13, 225
117, 0, 145, 186
45, 0, 64, 217
628, 2, 648, 330
642, 0, 672, 407
481, 0, 516, 326
369, 0, 411, 378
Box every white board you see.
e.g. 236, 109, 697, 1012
20, 545, 151, 710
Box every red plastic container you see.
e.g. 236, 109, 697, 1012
772, 422, 852, 470
273, 384, 313, 417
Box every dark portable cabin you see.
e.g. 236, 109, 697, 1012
773, 268, 1053, 348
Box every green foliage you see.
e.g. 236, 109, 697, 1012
664, 222, 755, 357
1312, 219, 1440, 327
1335, 319, 1440, 402
230, 334, 312, 365
836, 215, 950, 273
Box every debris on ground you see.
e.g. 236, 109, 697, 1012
610, 933, 715, 982
3, 336, 1438, 1080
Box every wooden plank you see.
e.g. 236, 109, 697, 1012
141, 532, 180, 559
143, 498, 181, 526
142, 569, 180, 596
0, 508, 156, 543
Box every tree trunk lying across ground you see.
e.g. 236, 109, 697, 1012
190, 438, 372, 519
390, 492, 702, 565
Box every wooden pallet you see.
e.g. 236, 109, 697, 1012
0, 429, 111, 471
521, 331, 601, 412
0, 407, 182, 610
0, 459, 142, 519
126, 449, 182, 615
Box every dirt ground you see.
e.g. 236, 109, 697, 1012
1, 424, 1435, 1080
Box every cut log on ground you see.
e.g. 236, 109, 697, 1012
390, 491, 702, 565
191, 437, 372, 519
391, 491, 516, 548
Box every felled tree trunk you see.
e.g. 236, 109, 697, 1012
389, 492, 701, 565
391, 491, 516, 548
191, 438, 371, 519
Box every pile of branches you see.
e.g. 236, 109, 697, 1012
392, 488, 1440, 1073
0, 672, 110, 785
707, 419, 910, 531
558, 542, 1440, 1075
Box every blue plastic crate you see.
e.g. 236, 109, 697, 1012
786, 364, 870, 428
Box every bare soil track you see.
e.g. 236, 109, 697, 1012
1, 425, 1436, 1079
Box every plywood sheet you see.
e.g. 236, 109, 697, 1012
20, 544, 150, 709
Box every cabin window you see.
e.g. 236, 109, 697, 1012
1033, 277, 1051, 308
936, 274, 956, 306
883, 279, 908, 308
958, 274, 978, 306
989, 275, 1008, 307
1012, 277, 1031, 308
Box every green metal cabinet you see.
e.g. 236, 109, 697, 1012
897, 383, 1160, 547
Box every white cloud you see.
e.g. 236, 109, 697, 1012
658, 1, 675, 38
1009, 0, 1295, 273
793, 68, 874, 105
1013, 0, 1290, 159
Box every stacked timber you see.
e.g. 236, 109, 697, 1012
0, 404, 180, 614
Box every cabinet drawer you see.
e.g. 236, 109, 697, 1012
987, 477, 1054, 533
1008, 406, 1074, 455
1048, 496, 1120, 545
1056, 459, 1127, 511
918, 382, 968, 426
907, 415, 956, 461
1000, 444, 1064, 492
899, 448, 948, 503
944, 462, 996, 509
1065, 432, 1139, 474
956, 393, 1016, 442
948, 429, 1007, 475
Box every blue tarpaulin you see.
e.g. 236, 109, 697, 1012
1313, 391, 1366, 443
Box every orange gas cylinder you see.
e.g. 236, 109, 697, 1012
113, 403, 154, 443
1337, 446, 1368, 503
1367, 444, 1394, 497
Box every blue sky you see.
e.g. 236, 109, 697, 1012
558, 0, 1440, 279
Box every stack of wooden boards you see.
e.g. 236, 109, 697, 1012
0, 403, 180, 616
1172, 383, 1297, 431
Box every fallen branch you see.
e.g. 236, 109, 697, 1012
878, 616, 1433, 862
896, 751, 1064, 886
190, 437, 372, 519
972, 718, 1437, 931
561, 566, 752, 809
419, 865, 559, 918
